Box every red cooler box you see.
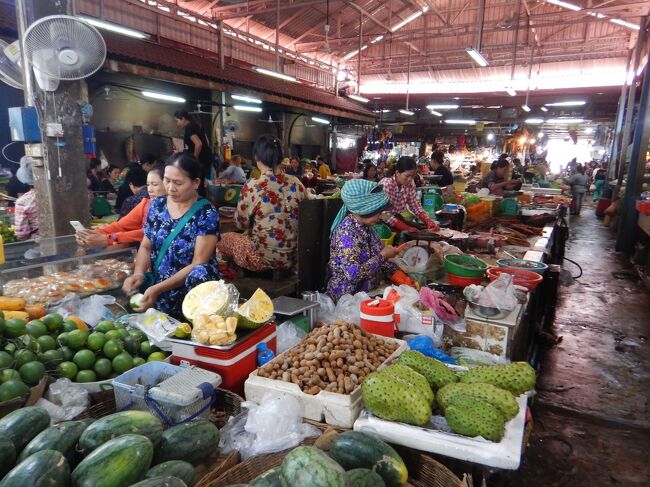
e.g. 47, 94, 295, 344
169, 323, 276, 395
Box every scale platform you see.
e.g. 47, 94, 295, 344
272, 296, 319, 317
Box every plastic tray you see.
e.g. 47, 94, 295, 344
353, 393, 528, 469
244, 337, 407, 428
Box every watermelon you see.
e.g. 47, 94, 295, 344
131, 477, 188, 487
78, 411, 163, 454
329, 431, 407, 487
250, 466, 282, 487
343, 469, 386, 487
71, 434, 153, 487
0, 406, 50, 452
279, 446, 345, 487
146, 460, 196, 486
0, 449, 70, 487
0, 435, 16, 477
154, 419, 219, 465
18, 419, 93, 463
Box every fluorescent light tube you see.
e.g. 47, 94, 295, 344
609, 18, 639, 30
399, 109, 415, 116
232, 94, 262, 104
233, 105, 262, 112
348, 94, 370, 103
430, 110, 442, 116
522, 105, 531, 112
538, 132, 544, 137
371, 35, 384, 44
505, 88, 517, 96
540, 106, 549, 112
254, 67, 297, 82
465, 47, 488, 67
487, 133, 495, 141
426, 104, 459, 109
525, 118, 544, 124
544, 100, 586, 107
392, 11, 423, 32
445, 119, 476, 125
547, 118, 584, 124
545, 0, 582, 11
312, 116, 330, 124
585, 127, 593, 134
80, 16, 147, 39
142, 91, 186, 103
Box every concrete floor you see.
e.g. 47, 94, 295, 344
506, 208, 650, 486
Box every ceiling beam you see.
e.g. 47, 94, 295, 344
210, 0, 329, 21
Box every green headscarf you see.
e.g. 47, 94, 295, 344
330, 179, 390, 233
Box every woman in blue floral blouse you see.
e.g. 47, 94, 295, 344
326, 179, 414, 302
123, 153, 220, 317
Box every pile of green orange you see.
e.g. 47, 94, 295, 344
0, 312, 168, 402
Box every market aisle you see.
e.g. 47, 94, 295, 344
509, 208, 650, 486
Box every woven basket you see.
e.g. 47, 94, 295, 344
398, 447, 464, 487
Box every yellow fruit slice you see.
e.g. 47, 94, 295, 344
174, 323, 192, 339
182, 281, 234, 322
236, 288, 273, 330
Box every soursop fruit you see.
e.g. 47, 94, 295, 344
398, 350, 458, 390
459, 362, 536, 396
445, 395, 506, 442
382, 363, 435, 406
361, 371, 431, 426
437, 383, 519, 420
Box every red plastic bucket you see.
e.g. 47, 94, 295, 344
359, 299, 395, 337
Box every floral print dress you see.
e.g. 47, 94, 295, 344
326, 215, 398, 302
145, 196, 221, 317
234, 173, 306, 270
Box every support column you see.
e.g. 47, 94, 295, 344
16, 0, 91, 237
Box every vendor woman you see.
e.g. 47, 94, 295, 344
326, 179, 414, 302
122, 153, 220, 317
480, 159, 522, 196
380, 156, 439, 232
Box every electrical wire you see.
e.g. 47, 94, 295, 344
1, 141, 21, 164
563, 256, 583, 280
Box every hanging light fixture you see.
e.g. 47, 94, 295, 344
465, 0, 488, 67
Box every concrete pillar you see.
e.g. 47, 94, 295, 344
16, 0, 92, 238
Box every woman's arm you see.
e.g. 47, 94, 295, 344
328, 229, 385, 296
122, 236, 153, 294
144, 234, 217, 298
190, 134, 203, 159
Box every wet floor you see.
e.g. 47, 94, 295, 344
507, 208, 650, 486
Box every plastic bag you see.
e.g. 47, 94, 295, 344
451, 347, 509, 367
40, 378, 90, 423
314, 292, 336, 324
220, 394, 321, 460
77, 295, 116, 327
406, 335, 456, 364
276, 320, 307, 354
128, 309, 181, 348
51, 293, 82, 319
418, 287, 467, 333
333, 292, 370, 325
384, 285, 443, 341
465, 273, 517, 311
191, 314, 237, 346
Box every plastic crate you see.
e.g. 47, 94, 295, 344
112, 362, 221, 426
380, 232, 397, 246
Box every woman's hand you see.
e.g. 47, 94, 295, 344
138, 286, 160, 311
122, 273, 145, 295
76, 230, 109, 247
381, 245, 399, 260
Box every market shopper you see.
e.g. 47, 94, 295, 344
174, 110, 212, 178
216, 135, 307, 272
564, 164, 589, 215
285, 156, 303, 177
480, 159, 522, 196
99, 165, 121, 194
14, 157, 38, 241
380, 156, 439, 232
87, 158, 102, 192
430, 151, 454, 187
326, 179, 414, 302
219, 155, 247, 184
317, 156, 332, 179
362, 162, 379, 182
119, 167, 148, 218
122, 153, 220, 316
77, 165, 166, 247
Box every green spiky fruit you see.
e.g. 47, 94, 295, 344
459, 362, 536, 396
397, 350, 458, 390
437, 383, 519, 420
361, 372, 431, 426
382, 363, 434, 406
445, 395, 505, 442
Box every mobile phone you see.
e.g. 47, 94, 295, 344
70, 220, 87, 232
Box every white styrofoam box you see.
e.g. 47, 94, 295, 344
244, 337, 407, 428
353, 394, 528, 470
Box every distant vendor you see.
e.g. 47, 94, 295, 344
326, 179, 415, 302
431, 150, 454, 187
480, 159, 522, 196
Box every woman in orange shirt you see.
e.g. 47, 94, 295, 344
76, 165, 166, 247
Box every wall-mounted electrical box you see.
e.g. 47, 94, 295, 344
8, 107, 41, 142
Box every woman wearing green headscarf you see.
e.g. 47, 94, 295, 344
326, 179, 414, 302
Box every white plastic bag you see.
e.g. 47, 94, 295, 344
41, 378, 90, 423
220, 394, 321, 460
333, 292, 370, 325
314, 292, 336, 324
479, 273, 517, 310
128, 309, 181, 348
78, 295, 116, 327
276, 320, 307, 354
383, 285, 444, 341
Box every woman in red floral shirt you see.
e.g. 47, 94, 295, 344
217, 135, 307, 271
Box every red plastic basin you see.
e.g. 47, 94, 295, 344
447, 273, 484, 287
486, 267, 543, 291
